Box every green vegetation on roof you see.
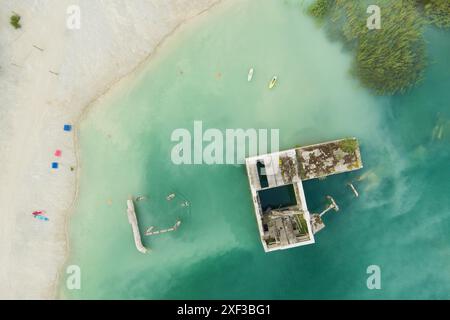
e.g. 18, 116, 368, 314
339, 138, 358, 154
295, 214, 309, 236
279, 156, 297, 183
10, 13, 22, 29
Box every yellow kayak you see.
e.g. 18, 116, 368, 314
269, 76, 277, 89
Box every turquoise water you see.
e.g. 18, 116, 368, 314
63, 0, 450, 299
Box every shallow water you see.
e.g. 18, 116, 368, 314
63, 0, 450, 299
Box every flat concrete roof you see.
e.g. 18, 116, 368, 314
245, 137, 363, 252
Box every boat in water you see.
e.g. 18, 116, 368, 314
269, 76, 277, 89
247, 68, 254, 82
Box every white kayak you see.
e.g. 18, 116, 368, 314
247, 68, 254, 82
269, 76, 277, 89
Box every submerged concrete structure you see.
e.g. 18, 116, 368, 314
127, 199, 148, 254
245, 138, 363, 252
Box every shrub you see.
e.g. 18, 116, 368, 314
10, 13, 22, 29
339, 138, 358, 153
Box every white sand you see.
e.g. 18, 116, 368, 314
0, 0, 221, 299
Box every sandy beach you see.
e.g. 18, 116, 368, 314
0, 0, 220, 299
